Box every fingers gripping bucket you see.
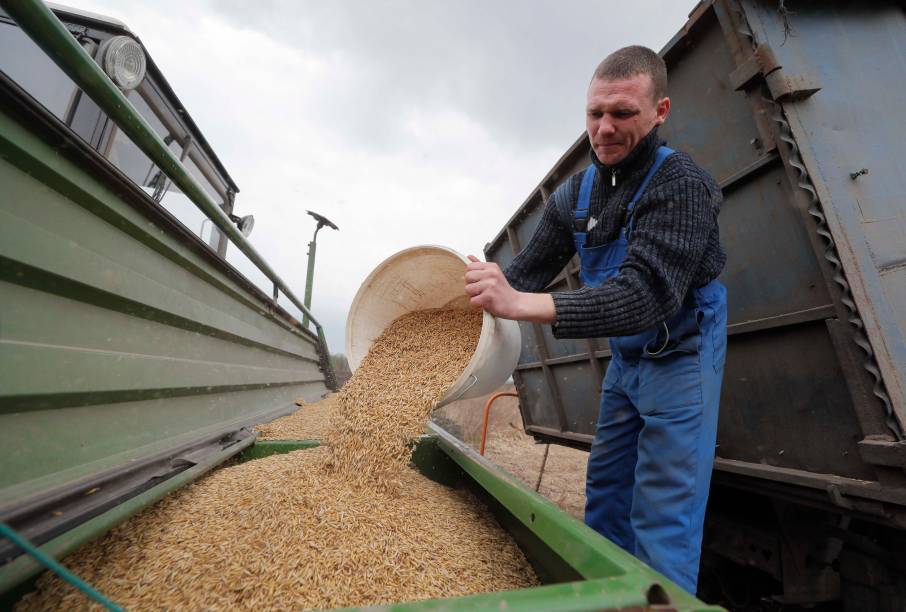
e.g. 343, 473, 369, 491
345, 246, 522, 409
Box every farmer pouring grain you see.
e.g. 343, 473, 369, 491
464, 45, 727, 594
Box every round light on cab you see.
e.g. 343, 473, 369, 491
99, 36, 146, 90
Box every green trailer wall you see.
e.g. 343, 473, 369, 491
0, 80, 329, 554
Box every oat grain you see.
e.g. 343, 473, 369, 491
16, 308, 537, 611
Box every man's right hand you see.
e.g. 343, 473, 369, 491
464, 255, 555, 324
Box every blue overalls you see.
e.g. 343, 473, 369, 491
576, 147, 727, 594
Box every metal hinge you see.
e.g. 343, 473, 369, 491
729, 43, 821, 101
65, 24, 88, 37
857, 437, 906, 468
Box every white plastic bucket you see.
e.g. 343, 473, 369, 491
345, 245, 522, 409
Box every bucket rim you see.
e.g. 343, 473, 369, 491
343, 244, 495, 404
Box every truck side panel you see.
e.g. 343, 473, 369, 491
0, 84, 328, 536
484, 0, 906, 521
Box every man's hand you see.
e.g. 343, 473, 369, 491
464, 255, 556, 323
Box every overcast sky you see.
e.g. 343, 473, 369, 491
75, 0, 693, 353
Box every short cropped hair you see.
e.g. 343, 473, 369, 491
592, 45, 668, 101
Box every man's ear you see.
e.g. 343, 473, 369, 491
655, 96, 671, 125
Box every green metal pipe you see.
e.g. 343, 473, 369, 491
0, 0, 326, 341
302, 229, 318, 328
0, 435, 255, 593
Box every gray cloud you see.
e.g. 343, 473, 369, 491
72, 0, 695, 353
212, 1, 690, 152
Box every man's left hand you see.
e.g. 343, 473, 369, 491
464, 255, 556, 323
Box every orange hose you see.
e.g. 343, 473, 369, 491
479, 392, 519, 455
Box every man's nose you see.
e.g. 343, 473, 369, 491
595, 117, 616, 137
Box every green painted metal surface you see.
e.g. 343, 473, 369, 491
0, 102, 328, 493
303, 237, 317, 328
237, 439, 321, 461
0, 28, 330, 561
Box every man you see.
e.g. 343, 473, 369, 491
464, 45, 727, 593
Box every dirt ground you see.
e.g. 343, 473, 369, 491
432, 384, 588, 520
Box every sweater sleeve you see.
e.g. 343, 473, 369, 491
550, 176, 716, 338
502, 181, 576, 292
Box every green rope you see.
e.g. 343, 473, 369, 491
0, 521, 123, 611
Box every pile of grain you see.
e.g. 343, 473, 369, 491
18, 307, 538, 611
254, 395, 336, 440
17, 447, 536, 610
324, 309, 483, 489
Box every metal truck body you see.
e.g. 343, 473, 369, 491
484, 1, 906, 605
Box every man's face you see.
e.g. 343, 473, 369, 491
586, 73, 670, 166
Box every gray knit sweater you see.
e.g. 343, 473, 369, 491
503, 127, 726, 339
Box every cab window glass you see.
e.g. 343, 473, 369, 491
105, 125, 156, 190
105, 88, 226, 243
127, 88, 174, 145
158, 155, 224, 241
0, 21, 78, 119
126, 89, 182, 198
2, 21, 231, 251
104, 89, 182, 197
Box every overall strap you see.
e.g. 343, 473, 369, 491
626, 146, 674, 232
573, 164, 597, 248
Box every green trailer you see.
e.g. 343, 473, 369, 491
0, 1, 723, 609
2, 427, 722, 612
